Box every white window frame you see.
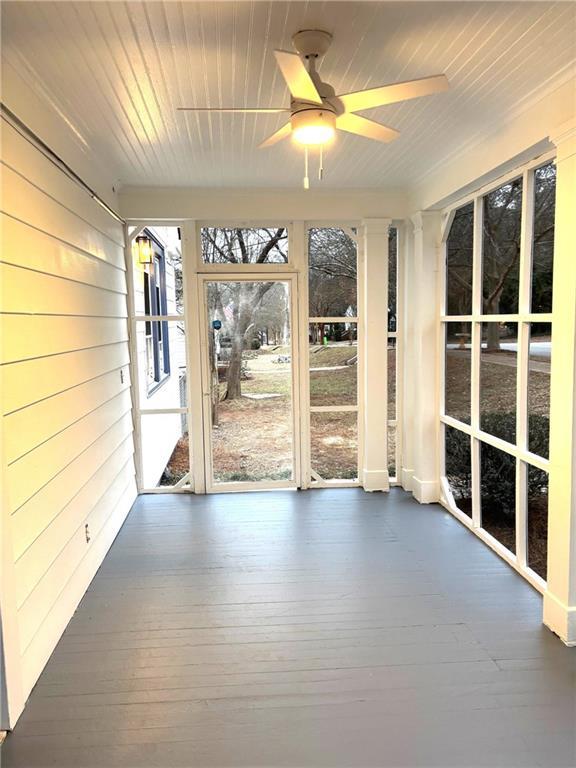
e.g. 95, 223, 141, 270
126, 217, 400, 497
195, 221, 295, 274
304, 223, 364, 488
125, 221, 193, 494
438, 150, 556, 593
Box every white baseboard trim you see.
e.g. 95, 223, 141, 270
411, 476, 440, 504
400, 468, 414, 492
362, 469, 389, 492
543, 591, 576, 646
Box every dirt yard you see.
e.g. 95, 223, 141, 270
164, 343, 397, 485
211, 344, 363, 482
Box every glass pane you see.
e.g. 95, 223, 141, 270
388, 227, 397, 330
527, 465, 549, 580
136, 320, 187, 407
531, 162, 556, 314
445, 322, 471, 424
308, 227, 357, 316
480, 322, 517, 444
309, 323, 357, 407
482, 178, 522, 314
446, 202, 474, 315
132, 227, 183, 314
310, 411, 357, 481
445, 426, 472, 517
206, 280, 293, 484
388, 424, 396, 478
388, 340, 396, 420
141, 414, 190, 489
201, 227, 288, 265
528, 323, 551, 458
480, 442, 516, 553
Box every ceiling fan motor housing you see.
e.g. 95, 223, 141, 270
292, 29, 333, 59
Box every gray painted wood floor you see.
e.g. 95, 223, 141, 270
2, 489, 575, 768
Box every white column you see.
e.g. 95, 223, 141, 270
362, 218, 391, 492
400, 222, 416, 491
543, 120, 576, 645
181, 221, 206, 494
409, 211, 442, 503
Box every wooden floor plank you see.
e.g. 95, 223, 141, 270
2, 488, 575, 767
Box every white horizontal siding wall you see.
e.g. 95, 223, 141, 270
0, 120, 137, 723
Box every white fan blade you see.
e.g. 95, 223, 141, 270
336, 113, 400, 143
177, 107, 289, 113
259, 122, 292, 148
274, 50, 322, 105
339, 74, 449, 113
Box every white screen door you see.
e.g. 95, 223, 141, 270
198, 274, 300, 492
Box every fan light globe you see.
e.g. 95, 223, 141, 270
291, 109, 336, 146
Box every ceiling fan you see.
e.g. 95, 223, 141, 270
178, 29, 449, 183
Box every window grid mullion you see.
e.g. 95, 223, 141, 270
519, 168, 535, 315
516, 458, 528, 568
515, 169, 535, 562
472, 436, 481, 529
516, 321, 530, 453
440, 313, 553, 323
440, 414, 550, 471
471, 191, 483, 530
472, 196, 483, 316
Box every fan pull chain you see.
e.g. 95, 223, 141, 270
303, 146, 310, 190
319, 144, 324, 181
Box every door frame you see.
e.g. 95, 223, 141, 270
197, 271, 302, 493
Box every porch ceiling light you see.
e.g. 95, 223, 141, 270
291, 109, 336, 146
136, 235, 153, 264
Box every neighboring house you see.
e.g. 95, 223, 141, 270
134, 228, 187, 487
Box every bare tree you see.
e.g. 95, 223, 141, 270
308, 227, 357, 317
446, 163, 556, 351
203, 227, 287, 400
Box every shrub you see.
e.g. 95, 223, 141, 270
445, 413, 549, 516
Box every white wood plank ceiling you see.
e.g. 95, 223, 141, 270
2, 1, 575, 189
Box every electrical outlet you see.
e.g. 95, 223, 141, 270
85, 524, 91, 543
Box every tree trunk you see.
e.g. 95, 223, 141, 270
223, 282, 275, 400
225, 332, 244, 400
486, 322, 501, 352
486, 296, 501, 351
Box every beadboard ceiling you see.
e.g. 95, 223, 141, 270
2, 1, 575, 189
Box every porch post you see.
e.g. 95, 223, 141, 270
409, 211, 442, 503
361, 218, 391, 492
400, 222, 416, 491
543, 120, 576, 645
